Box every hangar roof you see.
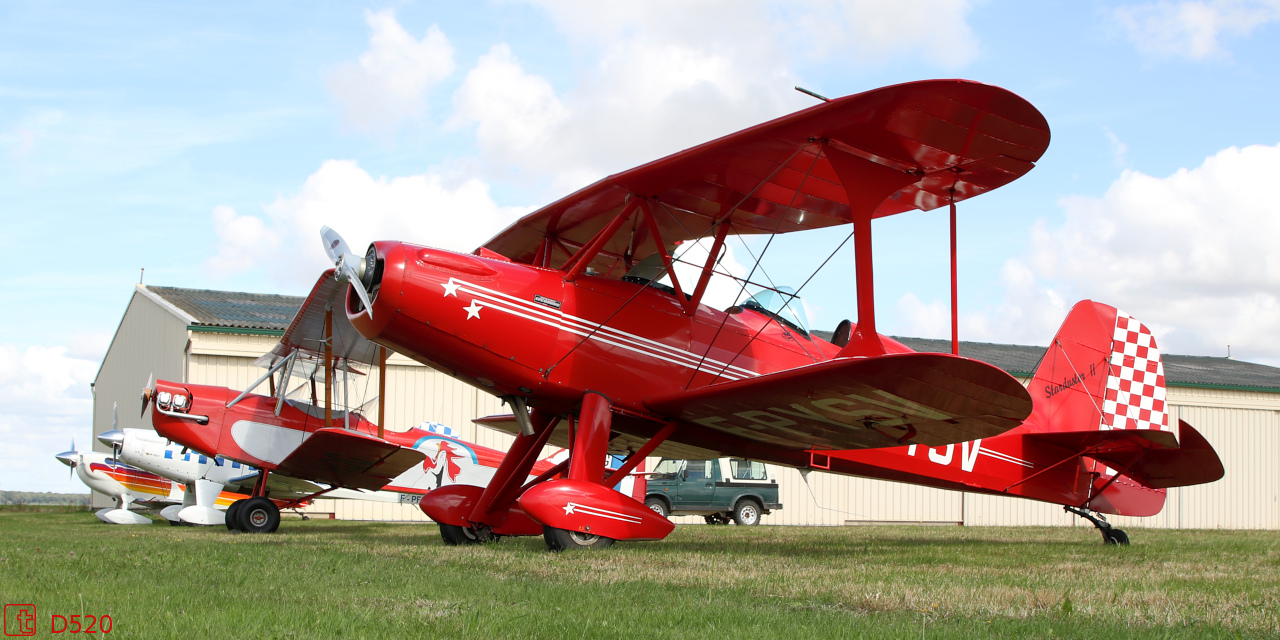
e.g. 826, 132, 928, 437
145, 285, 303, 331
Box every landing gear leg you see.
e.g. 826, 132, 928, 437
542, 392, 618, 553
1064, 505, 1129, 545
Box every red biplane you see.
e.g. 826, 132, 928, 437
143, 270, 435, 533
312, 79, 1220, 550
145, 270, 642, 535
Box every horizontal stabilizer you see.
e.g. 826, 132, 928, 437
645, 353, 1033, 450
1026, 420, 1223, 489
276, 428, 426, 491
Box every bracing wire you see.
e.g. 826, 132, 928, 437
544, 142, 817, 378
701, 225, 856, 385
682, 144, 826, 388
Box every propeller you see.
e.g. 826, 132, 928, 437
98, 404, 125, 463
320, 226, 374, 319
55, 439, 78, 479
140, 373, 154, 418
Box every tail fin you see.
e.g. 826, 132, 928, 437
1028, 300, 1170, 435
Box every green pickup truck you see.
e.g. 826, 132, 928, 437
644, 457, 782, 525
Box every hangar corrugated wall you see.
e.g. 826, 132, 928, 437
93, 284, 1280, 530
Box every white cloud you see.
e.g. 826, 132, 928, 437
786, 0, 980, 67
326, 9, 455, 135
1115, 0, 1280, 60
205, 205, 282, 276
0, 339, 105, 493
449, 1, 982, 192
206, 160, 530, 286
449, 44, 571, 166
971, 143, 1280, 364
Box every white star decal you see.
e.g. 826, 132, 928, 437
441, 280, 461, 297
464, 301, 483, 320
563, 503, 576, 515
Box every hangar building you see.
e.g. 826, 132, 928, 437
91, 284, 1280, 530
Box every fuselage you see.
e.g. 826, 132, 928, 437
72, 451, 181, 504
342, 241, 1162, 516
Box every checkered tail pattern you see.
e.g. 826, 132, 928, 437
1100, 310, 1169, 431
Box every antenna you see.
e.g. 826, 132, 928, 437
794, 86, 829, 102
139, 268, 145, 285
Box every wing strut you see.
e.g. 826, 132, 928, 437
950, 188, 959, 356
637, 199, 694, 314
825, 144, 923, 357
687, 222, 731, 311
563, 199, 639, 281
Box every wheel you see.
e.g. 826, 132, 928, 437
168, 519, 182, 527
439, 523, 481, 546
644, 497, 669, 518
237, 497, 280, 534
704, 514, 729, 525
543, 526, 615, 552
225, 499, 245, 531
1104, 528, 1130, 545
732, 499, 761, 526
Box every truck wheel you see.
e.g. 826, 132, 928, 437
732, 499, 761, 526
543, 526, 615, 552
644, 497, 669, 518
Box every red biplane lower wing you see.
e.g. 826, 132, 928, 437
644, 353, 1033, 451
1026, 420, 1224, 489
275, 428, 426, 491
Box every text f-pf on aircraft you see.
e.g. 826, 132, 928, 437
334, 79, 1219, 550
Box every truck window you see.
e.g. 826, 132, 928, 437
685, 460, 710, 481
730, 458, 766, 480
652, 458, 681, 480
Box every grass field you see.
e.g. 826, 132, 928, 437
2, 508, 1277, 639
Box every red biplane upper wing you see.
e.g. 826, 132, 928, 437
275, 428, 426, 491
644, 353, 1033, 450
482, 79, 1050, 269
1026, 420, 1225, 489
255, 268, 383, 370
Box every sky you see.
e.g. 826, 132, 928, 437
4, 0, 1280, 492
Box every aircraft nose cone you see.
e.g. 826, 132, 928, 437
55, 451, 78, 467
97, 430, 125, 448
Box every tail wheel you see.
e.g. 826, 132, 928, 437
732, 499, 761, 526
238, 497, 280, 534
1104, 529, 1130, 545
704, 514, 729, 525
543, 526, 615, 552
225, 499, 245, 532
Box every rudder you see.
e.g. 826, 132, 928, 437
1028, 300, 1170, 435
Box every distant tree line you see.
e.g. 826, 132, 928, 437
0, 491, 90, 506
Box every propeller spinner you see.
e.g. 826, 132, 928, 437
55, 440, 78, 478
320, 226, 374, 319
